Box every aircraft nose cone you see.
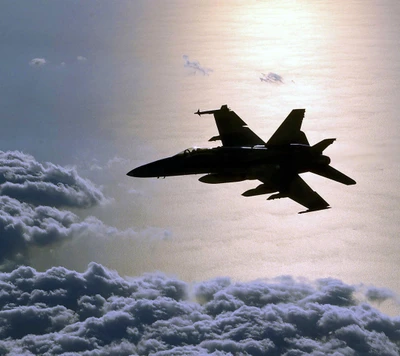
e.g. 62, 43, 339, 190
127, 166, 147, 177
127, 158, 173, 178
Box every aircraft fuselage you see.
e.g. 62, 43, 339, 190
127, 144, 330, 181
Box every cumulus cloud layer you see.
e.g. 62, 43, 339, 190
0, 151, 112, 269
0, 195, 128, 269
0, 263, 398, 355
0, 151, 106, 208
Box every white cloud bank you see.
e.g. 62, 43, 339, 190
0, 151, 107, 208
0, 152, 398, 355
0, 264, 398, 355
0, 151, 134, 269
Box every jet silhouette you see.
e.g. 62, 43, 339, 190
127, 105, 356, 213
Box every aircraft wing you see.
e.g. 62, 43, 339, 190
201, 105, 265, 147
266, 174, 330, 213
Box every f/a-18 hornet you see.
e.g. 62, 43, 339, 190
127, 105, 356, 213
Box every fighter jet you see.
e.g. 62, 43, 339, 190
127, 105, 356, 213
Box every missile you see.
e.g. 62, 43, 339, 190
194, 109, 218, 116
194, 105, 229, 116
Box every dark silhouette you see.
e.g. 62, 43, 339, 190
127, 105, 356, 213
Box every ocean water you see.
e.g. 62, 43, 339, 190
8, 1, 399, 313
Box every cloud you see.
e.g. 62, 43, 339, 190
0, 264, 398, 355
260, 72, 283, 83
28, 56, 87, 69
0, 151, 132, 269
0, 151, 107, 209
0, 193, 122, 270
365, 286, 397, 303
29, 58, 47, 67
86, 156, 130, 172
183, 55, 213, 75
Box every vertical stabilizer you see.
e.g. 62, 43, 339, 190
266, 109, 309, 146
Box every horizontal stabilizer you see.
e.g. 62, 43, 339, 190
312, 138, 336, 153
310, 165, 356, 185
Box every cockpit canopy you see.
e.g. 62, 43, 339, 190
175, 147, 209, 156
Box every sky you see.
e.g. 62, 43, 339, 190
0, 0, 400, 354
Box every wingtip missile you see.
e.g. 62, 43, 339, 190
194, 105, 230, 117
